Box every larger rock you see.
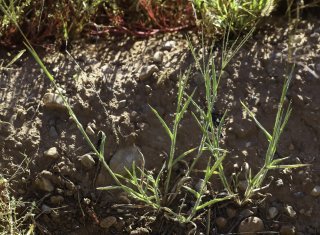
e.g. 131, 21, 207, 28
238, 216, 264, 235
35, 176, 54, 192
110, 146, 144, 175
78, 154, 95, 169
44, 147, 58, 159
43, 93, 66, 109
138, 65, 159, 80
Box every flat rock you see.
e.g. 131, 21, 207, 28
44, 147, 58, 159
238, 216, 264, 235
110, 145, 144, 175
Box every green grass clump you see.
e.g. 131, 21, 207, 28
192, 0, 277, 34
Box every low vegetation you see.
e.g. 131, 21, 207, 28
0, 0, 319, 234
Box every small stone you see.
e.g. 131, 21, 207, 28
284, 205, 296, 218
41, 204, 52, 214
49, 126, 58, 138
65, 180, 76, 191
153, 51, 164, 63
118, 100, 126, 109
316, 63, 320, 73
240, 209, 254, 218
43, 93, 66, 109
163, 41, 176, 50
215, 217, 227, 229
238, 216, 264, 235
139, 65, 159, 80
280, 225, 296, 235
85, 125, 95, 136
78, 154, 95, 169
0, 121, 14, 136
145, 85, 152, 94
268, 207, 279, 219
110, 145, 144, 175
310, 186, 320, 197
226, 207, 237, 218
44, 147, 58, 159
50, 195, 64, 205
275, 178, 284, 187
100, 216, 117, 229
35, 176, 54, 192
130, 227, 149, 235
119, 195, 131, 204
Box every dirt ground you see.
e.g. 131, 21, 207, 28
1, 15, 320, 234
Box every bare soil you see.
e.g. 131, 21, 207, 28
1, 16, 320, 234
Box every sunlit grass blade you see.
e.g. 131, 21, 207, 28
196, 195, 234, 211
241, 100, 272, 141
149, 105, 173, 140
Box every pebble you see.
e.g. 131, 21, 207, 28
139, 65, 159, 80
110, 145, 144, 175
35, 176, 54, 192
275, 178, 284, 187
226, 207, 237, 218
0, 121, 14, 136
85, 125, 95, 136
238, 216, 264, 235
310, 185, 320, 197
268, 207, 279, 219
163, 40, 176, 50
284, 205, 296, 218
240, 209, 254, 218
100, 216, 117, 229
153, 51, 164, 63
315, 63, 320, 73
41, 204, 52, 214
78, 154, 95, 169
215, 217, 227, 229
43, 93, 66, 109
118, 100, 127, 109
50, 195, 64, 205
44, 147, 58, 159
130, 227, 149, 235
280, 225, 296, 235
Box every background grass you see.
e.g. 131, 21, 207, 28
0, 0, 319, 46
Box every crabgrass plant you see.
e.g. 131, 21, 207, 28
0, 2, 233, 226
240, 68, 309, 204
